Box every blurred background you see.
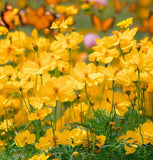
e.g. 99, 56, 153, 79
0, 0, 153, 39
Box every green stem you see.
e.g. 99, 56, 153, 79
60, 102, 63, 128
0, 93, 15, 115
110, 80, 115, 118
54, 104, 57, 131
23, 121, 32, 130
40, 74, 43, 86
20, 90, 30, 112
68, 48, 72, 65
36, 120, 40, 142
92, 134, 95, 154
137, 68, 141, 115
98, 80, 107, 107
53, 102, 57, 148
137, 68, 146, 160
85, 83, 92, 106
85, 83, 93, 118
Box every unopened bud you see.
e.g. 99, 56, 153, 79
73, 151, 79, 157
1, 132, 6, 136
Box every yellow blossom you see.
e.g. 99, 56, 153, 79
118, 130, 142, 154
0, 119, 13, 132
28, 153, 50, 160
71, 62, 104, 89
96, 135, 106, 148
28, 107, 52, 121
117, 17, 133, 29
55, 32, 83, 49
38, 76, 75, 106
0, 26, 8, 36
15, 130, 36, 147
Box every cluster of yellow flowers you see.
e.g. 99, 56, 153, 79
0, 17, 153, 158
118, 121, 153, 154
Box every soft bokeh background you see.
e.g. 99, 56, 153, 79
0, 0, 153, 39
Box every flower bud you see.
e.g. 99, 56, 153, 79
73, 151, 79, 157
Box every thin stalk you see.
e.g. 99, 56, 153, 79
99, 80, 107, 108
137, 68, 146, 160
54, 104, 57, 131
68, 48, 72, 65
0, 93, 15, 115
92, 134, 95, 154
85, 83, 92, 106
35, 74, 38, 96
85, 83, 93, 117
23, 121, 32, 130
137, 68, 141, 115
93, 80, 107, 103
40, 74, 43, 86
20, 90, 30, 113
60, 102, 63, 129
36, 120, 40, 142
53, 102, 57, 148
46, 101, 57, 148
110, 80, 115, 118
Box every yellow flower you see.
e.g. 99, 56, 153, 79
141, 121, 153, 145
29, 97, 45, 109
117, 17, 133, 29
67, 128, 88, 147
50, 20, 68, 33
49, 40, 69, 61
55, 32, 83, 49
119, 27, 137, 53
28, 107, 52, 121
81, 3, 91, 11
0, 119, 13, 132
57, 60, 71, 74
15, 130, 36, 147
0, 140, 7, 151
35, 129, 64, 150
107, 91, 130, 116
28, 153, 50, 160
99, 66, 132, 86
7, 31, 29, 48
55, 5, 78, 15
65, 16, 74, 26
70, 62, 104, 89
0, 39, 24, 64
95, 34, 119, 48
23, 52, 56, 75
118, 129, 142, 154
89, 47, 119, 64
38, 76, 75, 106
96, 135, 106, 148
0, 26, 8, 36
